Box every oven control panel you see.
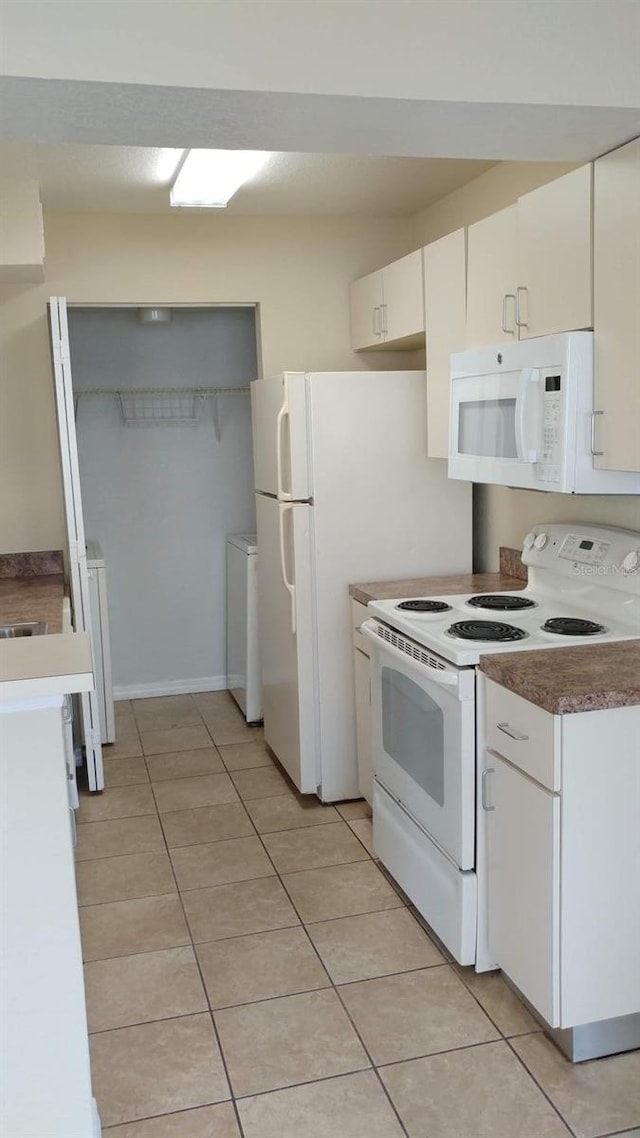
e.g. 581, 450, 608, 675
557, 533, 611, 565
523, 524, 640, 595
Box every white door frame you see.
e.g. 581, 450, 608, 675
49, 296, 104, 792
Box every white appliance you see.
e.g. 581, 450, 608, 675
449, 332, 640, 493
48, 297, 103, 791
226, 533, 262, 723
86, 540, 115, 744
363, 522, 640, 968
251, 369, 472, 802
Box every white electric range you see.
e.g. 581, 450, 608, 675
361, 522, 640, 972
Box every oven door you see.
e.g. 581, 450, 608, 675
449, 367, 543, 489
362, 620, 475, 871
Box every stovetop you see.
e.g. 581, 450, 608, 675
367, 523, 640, 667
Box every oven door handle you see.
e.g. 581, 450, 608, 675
361, 621, 459, 688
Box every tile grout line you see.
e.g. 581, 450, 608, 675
234, 790, 582, 1137
144, 749, 248, 1138
503, 1035, 582, 1137
129, 742, 408, 1132
244, 807, 413, 1138
91, 698, 592, 1137
372, 853, 576, 1134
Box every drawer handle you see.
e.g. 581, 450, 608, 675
497, 721, 529, 742
481, 768, 495, 811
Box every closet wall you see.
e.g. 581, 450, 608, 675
69, 306, 257, 697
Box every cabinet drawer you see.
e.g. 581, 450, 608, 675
484, 677, 560, 790
351, 599, 370, 654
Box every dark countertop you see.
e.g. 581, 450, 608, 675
480, 641, 640, 714
350, 571, 526, 607
0, 575, 66, 635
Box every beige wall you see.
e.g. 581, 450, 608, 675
412, 160, 640, 570
0, 210, 417, 553
411, 160, 579, 246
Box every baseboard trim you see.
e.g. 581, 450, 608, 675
113, 675, 228, 701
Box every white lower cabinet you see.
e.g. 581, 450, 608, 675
1, 697, 97, 1137
487, 753, 560, 1026
484, 676, 640, 1030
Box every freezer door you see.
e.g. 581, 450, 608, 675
256, 493, 318, 793
251, 372, 311, 500
49, 296, 104, 792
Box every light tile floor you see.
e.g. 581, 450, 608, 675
77, 693, 640, 1138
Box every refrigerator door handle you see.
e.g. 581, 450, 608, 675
276, 386, 292, 501
278, 502, 296, 634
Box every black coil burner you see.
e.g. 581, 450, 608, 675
396, 599, 452, 613
542, 617, 606, 637
468, 594, 536, 611
448, 620, 528, 642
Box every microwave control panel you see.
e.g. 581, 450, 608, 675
538, 373, 562, 483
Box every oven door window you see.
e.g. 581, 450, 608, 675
372, 654, 476, 871
382, 667, 444, 806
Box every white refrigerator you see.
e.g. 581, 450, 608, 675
251, 370, 472, 803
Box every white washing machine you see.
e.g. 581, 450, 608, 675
226, 534, 262, 723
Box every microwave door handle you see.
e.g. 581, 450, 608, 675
515, 369, 540, 464
360, 622, 458, 688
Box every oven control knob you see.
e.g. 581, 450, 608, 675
523, 531, 536, 550
622, 550, 640, 574
534, 532, 549, 551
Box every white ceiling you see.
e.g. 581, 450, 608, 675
0, 143, 496, 216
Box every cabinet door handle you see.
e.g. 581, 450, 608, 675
590, 410, 604, 456
497, 721, 529, 742
515, 286, 528, 329
481, 768, 495, 811
372, 307, 382, 336
502, 293, 516, 335
380, 303, 388, 336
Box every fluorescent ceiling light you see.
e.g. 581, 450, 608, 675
170, 149, 271, 208
155, 149, 185, 182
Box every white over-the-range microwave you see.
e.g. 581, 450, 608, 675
448, 331, 640, 494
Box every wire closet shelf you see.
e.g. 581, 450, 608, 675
73, 386, 250, 441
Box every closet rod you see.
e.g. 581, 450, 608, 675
74, 386, 250, 397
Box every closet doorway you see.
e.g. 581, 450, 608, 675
67, 304, 258, 700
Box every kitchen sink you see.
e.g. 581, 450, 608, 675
0, 621, 48, 638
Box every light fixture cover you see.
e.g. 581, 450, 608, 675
170, 150, 270, 208
139, 307, 171, 324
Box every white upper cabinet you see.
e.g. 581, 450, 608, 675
350, 250, 424, 351
466, 166, 593, 347
516, 164, 593, 339
423, 228, 467, 458
381, 249, 425, 344
350, 269, 385, 351
593, 136, 640, 473
466, 206, 518, 347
